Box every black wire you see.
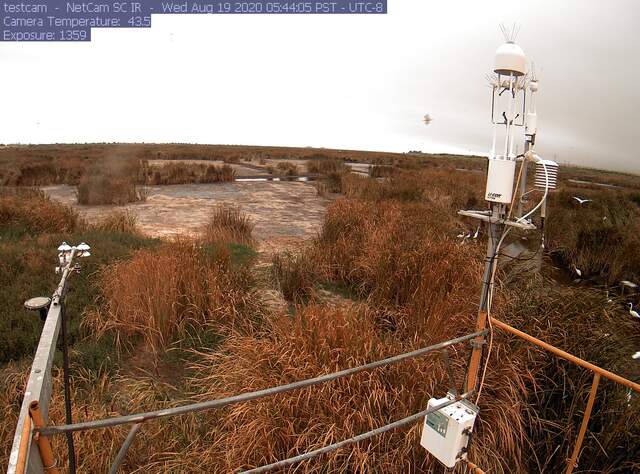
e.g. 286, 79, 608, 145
60, 301, 77, 474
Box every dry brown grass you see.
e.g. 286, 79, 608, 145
201, 205, 255, 247
92, 209, 141, 235
83, 242, 255, 354
306, 158, 347, 175
145, 162, 235, 185
271, 251, 317, 303
546, 188, 640, 284
502, 275, 640, 472
184, 299, 532, 473
273, 161, 299, 176
0, 187, 80, 235
76, 157, 145, 205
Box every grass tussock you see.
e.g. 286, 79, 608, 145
76, 158, 145, 205
271, 161, 299, 176
0, 187, 80, 237
202, 205, 255, 247
185, 302, 532, 473
271, 251, 317, 303
146, 162, 235, 185
84, 242, 255, 354
91, 209, 141, 235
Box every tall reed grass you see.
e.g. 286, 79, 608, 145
84, 241, 256, 354
201, 205, 255, 247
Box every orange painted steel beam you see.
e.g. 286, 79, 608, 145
464, 459, 486, 474
565, 373, 600, 474
29, 402, 59, 474
15, 416, 31, 474
490, 317, 640, 393
465, 310, 489, 393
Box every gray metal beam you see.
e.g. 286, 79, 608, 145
8, 260, 75, 474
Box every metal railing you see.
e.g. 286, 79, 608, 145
489, 317, 640, 474
8, 271, 484, 474
7, 248, 640, 474
7, 243, 90, 474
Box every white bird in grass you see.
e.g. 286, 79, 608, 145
632, 351, 640, 360
472, 226, 480, 239
572, 196, 591, 205
628, 303, 640, 319
572, 265, 582, 277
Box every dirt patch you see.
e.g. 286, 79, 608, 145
42, 182, 328, 253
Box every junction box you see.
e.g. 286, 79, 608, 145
420, 393, 480, 468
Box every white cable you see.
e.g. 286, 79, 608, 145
516, 160, 548, 223
475, 224, 512, 403
477, 161, 548, 401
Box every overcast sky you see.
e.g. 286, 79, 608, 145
1, 1, 638, 173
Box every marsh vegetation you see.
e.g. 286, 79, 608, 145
1, 144, 639, 472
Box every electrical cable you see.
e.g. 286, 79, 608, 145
475, 224, 511, 404
476, 157, 550, 403
516, 160, 549, 223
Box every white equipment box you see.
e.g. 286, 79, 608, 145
420, 393, 479, 468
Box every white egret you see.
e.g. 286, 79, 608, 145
572, 196, 591, 205
632, 351, 640, 359
629, 303, 640, 319
572, 265, 582, 277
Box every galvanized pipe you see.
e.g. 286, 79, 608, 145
8, 250, 78, 474
38, 330, 485, 436
239, 392, 473, 474
108, 423, 141, 474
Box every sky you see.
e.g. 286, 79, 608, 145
1, 0, 639, 173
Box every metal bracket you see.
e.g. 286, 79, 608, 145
458, 209, 537, 230
470, 340, 486, 349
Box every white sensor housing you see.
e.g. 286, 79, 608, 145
485, 157, 516, 203
534, 160, 559, 190
494, 42, 527, 77
420, 394, 479, 468
525, 112, 538, 135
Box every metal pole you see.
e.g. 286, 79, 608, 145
516, 143, 529, 217
60, 301, 76, 473
465, 206, 501, 394
38, 331, 485, 436
15, 416, 31, 474
108, 423, 141, 474
565, 373, 601, 474
490, 317, 640, 393
239, 392, 473, 474
29, 401, 59, 474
